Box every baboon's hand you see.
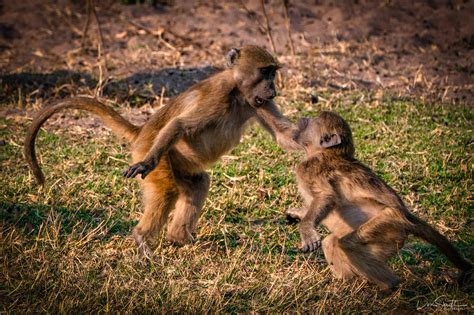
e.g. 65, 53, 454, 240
301, 237, 321, 252
285, 208, 304, 225
299, 226, 321, 252
123, 161, 155, 179
286, 214, 300, 225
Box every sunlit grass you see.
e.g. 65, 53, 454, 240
0, 93, 472, 312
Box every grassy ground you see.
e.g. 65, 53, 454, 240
1, 93, 473, 312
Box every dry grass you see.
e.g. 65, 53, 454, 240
0, 89, 473, 312
1, 1, 473, 312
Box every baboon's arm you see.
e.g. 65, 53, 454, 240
146, 118, 184, 161
123, 117, 186, 179
299, 194, 335, 252
306, 198, 335, 225
123, 106, 218, 179
255, 102, 302, 151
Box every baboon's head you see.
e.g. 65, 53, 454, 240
294, 111, 355, 158
226, 45, 280, 108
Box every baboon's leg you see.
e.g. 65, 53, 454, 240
337, 213, 404, 290
322, 233, 356, 280
166, 172, 210, 245
132, 155, 179, 256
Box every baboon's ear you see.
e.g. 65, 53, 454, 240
320, 133, 341, 148
226, 48, 240, 68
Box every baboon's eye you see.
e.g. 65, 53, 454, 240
260, 66, 275, 77
320, 134, 331, 145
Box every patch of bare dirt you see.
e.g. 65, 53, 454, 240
0, 0, 473, 106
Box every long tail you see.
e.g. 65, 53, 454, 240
406, 212, 473, 284
24, 96, 140, 185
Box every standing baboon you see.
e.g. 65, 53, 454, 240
25, 45, 300, 256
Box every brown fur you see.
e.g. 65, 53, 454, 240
24, 45, 300, 256
286, 111, 472, 290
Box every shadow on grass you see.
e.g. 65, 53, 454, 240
0, 66, 217, 105
396, 241, 474, 265
0, 201, 136, 238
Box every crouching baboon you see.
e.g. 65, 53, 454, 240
24, 45, 301, 256
284, 111, 472, 290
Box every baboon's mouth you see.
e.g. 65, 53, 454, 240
255, 96, 265, 105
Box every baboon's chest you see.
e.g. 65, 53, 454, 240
176, 106, 252, 170
295, 169, 318, 207
201, 116, 246, 155
297, 180, 314, 206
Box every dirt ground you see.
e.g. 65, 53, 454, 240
0, 0, 473, 106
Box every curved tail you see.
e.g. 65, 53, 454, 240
406, 213, 473, 284
24, 96, 140, 185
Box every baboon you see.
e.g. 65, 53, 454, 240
24, 45, 300, 256
284, 111, 472, 290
